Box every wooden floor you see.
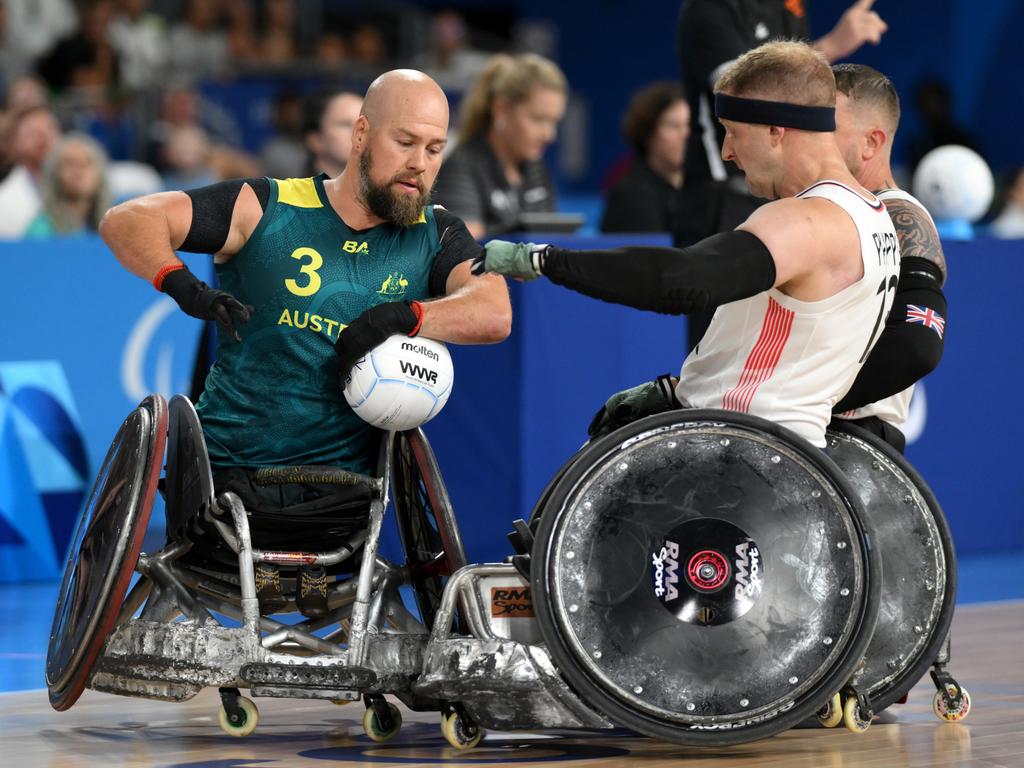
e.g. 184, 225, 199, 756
2, 601, 1021, 768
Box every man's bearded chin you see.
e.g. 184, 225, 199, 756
358, 149, 431, 227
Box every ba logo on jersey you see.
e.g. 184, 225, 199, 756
343, 240, 369, 254
378, 272, 409, 296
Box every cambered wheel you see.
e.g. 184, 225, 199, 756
392, 429, 467, 631
826, 420, 958, 716
817, 692, 843, 728
440, 710, 483, 750
530, 410, 880, 746
218, 696, 259, 737
363, 701, 402, 742
933, 686, 971, 722
46, 395, 167, 711
842, 695, 872, 734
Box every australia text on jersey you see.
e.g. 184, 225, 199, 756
273, 242, 388, 341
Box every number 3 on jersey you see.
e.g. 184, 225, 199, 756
859, 275, 899, 363
285, 247, 323, 296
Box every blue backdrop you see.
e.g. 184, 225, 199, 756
1, 235, 1021, 581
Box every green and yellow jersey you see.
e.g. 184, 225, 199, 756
195, 175, 478, 474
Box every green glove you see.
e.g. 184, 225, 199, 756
470, 240, 547, 281
587, 375, 681, 439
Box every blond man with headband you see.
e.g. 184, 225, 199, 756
434, 53, 567, 238
474, 41, 900, 450
829, 63, 948, 453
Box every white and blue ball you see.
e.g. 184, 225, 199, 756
912, 144, 994, 223
344, 334, 453, 431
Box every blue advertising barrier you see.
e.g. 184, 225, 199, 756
1, 235, 1021, 581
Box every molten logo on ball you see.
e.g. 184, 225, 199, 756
344, 334, 454, 431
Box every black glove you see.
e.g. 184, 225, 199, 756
335, 301, 421, 383
161, 265, 253, 342
587, 374, 681, 439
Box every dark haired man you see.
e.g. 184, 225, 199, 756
830, 63, 948, 453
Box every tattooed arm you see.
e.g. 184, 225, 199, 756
883, 196, 947, 284
833, 194, 949, 414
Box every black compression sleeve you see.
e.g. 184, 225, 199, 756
181, 177, 270, 254
429, 207, 482, 296
834, 257, 947, 412
541, 230, 776, 315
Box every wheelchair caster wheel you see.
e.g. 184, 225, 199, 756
441, 710, 483, 750
933, 686, 971, 722
363, 702, 402, 742
218, 696, 259, 737
817, 693, 843, 728
843, 695, 872, 734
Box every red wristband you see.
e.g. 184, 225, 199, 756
153, 262, 186, 292
408, 300, 424, 337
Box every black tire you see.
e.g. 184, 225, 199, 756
827, 419, 957, 714
529, 409, 880, 746
46, 395, 167, 710
392, 429, 468, 631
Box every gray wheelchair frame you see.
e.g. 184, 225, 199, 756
53, 395, 940, 747
80, 394, 611, 744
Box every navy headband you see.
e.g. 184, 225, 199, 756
715, 93, 835, 132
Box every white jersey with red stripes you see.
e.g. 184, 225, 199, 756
674, 180, 901, 447
837, 189, 937, 427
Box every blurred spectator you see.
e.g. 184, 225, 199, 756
107, 159, 163, 202
434, 53, 567, 238
160, 124, 217, 189
207, 143, 260, 180
37, 0, 119, 92
257, 0, 298, 64
25, 132, 112, 237
602, 82, 689, 233
350, 23, 387, 68
992, 168, 1024, 239
414, 9, 491, 90
4, 75, 48, 113
147, 86, 242, 171
259, 91, 306, 179
303, 87, 363, 178
108, 0, 168, 90
0, 106, 62, 237
1, 0, 79, 79
316, 33, 348, 65
167, 0, 230, 83
907, 79, 983, 173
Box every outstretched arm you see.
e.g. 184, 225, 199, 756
471, 230, 776, 315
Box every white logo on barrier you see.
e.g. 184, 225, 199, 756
121, 297, 181, 401
652, 540, 680, 601
903, 383, 927, 446
734, 542, 762, 600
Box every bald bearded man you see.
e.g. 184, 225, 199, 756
100, 70, 511, 617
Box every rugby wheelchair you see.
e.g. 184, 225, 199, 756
46, 395, 967, 749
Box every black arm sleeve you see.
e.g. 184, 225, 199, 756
541, 229, 776, 315
834, 258, 947, 413
180, 177, 270, 254
429, 207, 484, 297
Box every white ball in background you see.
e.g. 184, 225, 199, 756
912, 145, 994, 222
344, 334, 454, 431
